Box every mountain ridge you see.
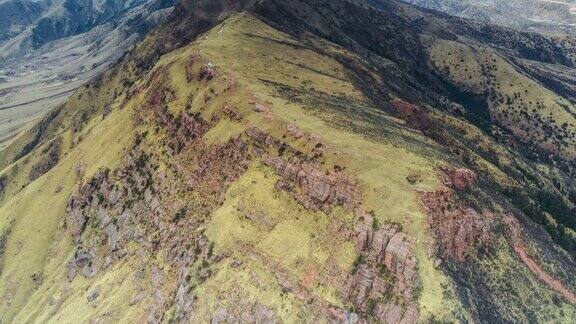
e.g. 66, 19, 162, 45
0, 0, 574, 322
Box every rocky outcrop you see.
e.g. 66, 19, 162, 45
182, 137, 251, 197
65, 147, 221, 321
390, 98, 417, 117
345, 211, 419, 323
66, 150, 163, 278
243, 124, 419, 321
140, 79, 212, 154
286, 124, 304, 139
222, 104, 241, 121
419, 187, 493, 262
62, 55, 427, 322
262, 154, 359, 212
66, 250, 97, 280
438, 166, 477, 190
417, 167, 493, 262
389, 98, 433, 131
198, 63, 216, 81
252, 101, 274, 121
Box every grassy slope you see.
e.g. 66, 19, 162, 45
0, 10, 574, 322
0, 103, 136, 321
196, 14, 466, 318
428, 37, 576, 160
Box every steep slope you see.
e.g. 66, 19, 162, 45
404, 0, 576, 35
0, 0, 574, 322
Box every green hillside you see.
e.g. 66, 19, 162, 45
0, 0, 574, 322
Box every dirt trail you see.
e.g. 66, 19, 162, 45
512, 243, 576, 303
505, 216, 576, 304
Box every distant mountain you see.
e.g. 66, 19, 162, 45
0, 0, 176, 60
403, 0, 576, 34
0, 0, 47, 43
0, 0, 175, 147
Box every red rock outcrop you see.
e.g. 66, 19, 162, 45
222, 104, 241, 121
253, 102, 274, 121
244, 124, 420, 321
389, 98, 433, 131
419, 187, 493, 262
198, 63, 216, 81
438, 166, 477, 190
286, 124, 304, 139
390, 98, 416, 117
345, 211, 419, 323
183, 137, 251, 197
65, 55, 429, 321
417, 167, 492, 262
262, 154, 360, 212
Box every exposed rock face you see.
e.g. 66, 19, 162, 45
222, 104, 241, 121
419, 188, 493, 262
242, 125, 420, 321
390, 98, 416, 117
182, 137, 251, 197
262, 154, 360, 212
439, 166, 477, 190
418, 167, 493, 262
66, 147, 221, 321
389, 98, 432, 131
345, 211, 419, 323
198, 63, 216, 81
66, 250, 95, 280
252, 102, 274, 121
65, 61, 254, 320
286, 124, 304, 139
